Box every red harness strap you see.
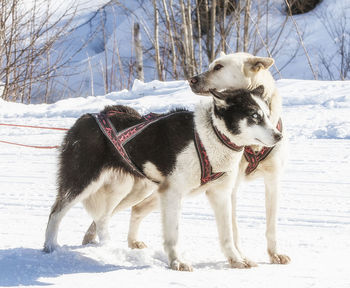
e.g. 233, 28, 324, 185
244, 118, 283, 175
91, 112, 164, 180
194, 131, 225, 185
212, 124, 244, 152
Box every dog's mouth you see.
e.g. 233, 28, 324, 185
254, 137, 277, 147
255, 138, 268, 146
188, 81, 211, 96
195, 90, 211, 96
189, 85, 211, 96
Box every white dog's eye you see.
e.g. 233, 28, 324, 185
213, 64, 223, 71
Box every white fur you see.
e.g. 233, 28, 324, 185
142, 161, 165, 183
44, 168, 130, 252
44, 168, 155, 251
199, 52, 276, 100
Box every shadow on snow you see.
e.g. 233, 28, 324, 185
0, 247, 149, 287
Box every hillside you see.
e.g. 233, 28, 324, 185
2, 0, 349, 103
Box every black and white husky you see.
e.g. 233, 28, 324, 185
44, 86, 282, 271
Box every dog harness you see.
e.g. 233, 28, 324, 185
194, 131, 225, 185
91, 111, 165, 180
244, 118, 283, 175
91, 111, 229, 185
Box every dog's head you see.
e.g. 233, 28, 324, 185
189, 52, 275, 98
210, 85, 282, 147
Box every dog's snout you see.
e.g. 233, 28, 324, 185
274, 132, 283, 142
189, 76, 199, 85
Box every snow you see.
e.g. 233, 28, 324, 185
1, 79, 350, 287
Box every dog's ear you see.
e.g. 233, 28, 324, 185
209, 89, 227, 107
251, 85, 264, 97
246, 57, 274, 72
220, 51, 226, 57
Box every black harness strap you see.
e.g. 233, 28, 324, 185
244, 118, 283, 175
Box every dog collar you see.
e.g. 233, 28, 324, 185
244, 118, 283, 175
212, 122, 244, 152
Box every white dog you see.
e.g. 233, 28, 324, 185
188, 52, 290, 265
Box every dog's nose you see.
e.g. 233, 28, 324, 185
189, 76, 199, 85
274, 132, 283, 142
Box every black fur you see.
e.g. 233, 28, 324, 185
58, 105, 193, 199
124, 110, 194, 177
211, 87, 266, 134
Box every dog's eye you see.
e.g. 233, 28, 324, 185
251, 113, 260, 120
213, 64, 223, 71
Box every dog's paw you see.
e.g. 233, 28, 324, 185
244, 258, 258, 267
128, 240, 147, 249
82, 235, 97, 245
229, 258, 257, 269
269, 253, 291, 264
82, 239, 98, 246
170, 260, 193, 272
43, 242, 58, 253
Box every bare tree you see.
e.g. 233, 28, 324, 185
235, 0, 242, 51
161, 0, 177, 78
243, 0, 251, 52
195, 0, 203, 73
187, 0, 196, 75
317, 7, 350, 80
179, 0, 190, 77
210, 0, 217, 62
0, 0, 77, 103
285, 0, 317, 79
134, 22, 144, 82
153, 0, 163, 80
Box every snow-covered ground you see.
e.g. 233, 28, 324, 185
0, 79, 349, 287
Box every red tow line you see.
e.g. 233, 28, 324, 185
0, 123, 69, 149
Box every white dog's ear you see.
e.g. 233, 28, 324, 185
209, 89, 227, 107
246, 57, 274, 72
220, 51, 226, 57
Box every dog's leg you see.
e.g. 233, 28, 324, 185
82, 193, 159, 248
207, 188, 252, 269
159, 184, 192, 272
231, 180, 241, 253
264, 174, 291, 264
231, 180, 258, 267
82, 221, 97, 245
82, 179, 157, 247
128, 193, 159, 249
95, 215, 111, 244
43, 196, 77, 253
